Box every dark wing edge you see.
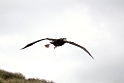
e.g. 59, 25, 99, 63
45, 38, 57, 41
66, 41, 94, 59
20, 38, 58, 50
20, 39, 46, 50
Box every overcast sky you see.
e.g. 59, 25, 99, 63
0, 0, 124, 83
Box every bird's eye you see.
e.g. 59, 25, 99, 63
63, 38, 67, 41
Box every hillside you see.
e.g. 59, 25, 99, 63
0, 69, 54, 83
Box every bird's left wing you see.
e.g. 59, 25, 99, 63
20, 39, 46, 50
66, 41, 94, 59
20, 38, 58, 50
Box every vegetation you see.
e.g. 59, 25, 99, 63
0, 69, 54, 83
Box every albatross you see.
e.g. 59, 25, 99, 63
21, 38, 94, 59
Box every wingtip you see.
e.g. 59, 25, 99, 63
20, 47, 26, 50
92, 57, 94, 59
20, 48, 24, 50
90, 55, 94, 59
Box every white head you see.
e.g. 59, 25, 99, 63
62, 38, 67, 41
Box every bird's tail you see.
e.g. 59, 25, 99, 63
44, 44, 50, 48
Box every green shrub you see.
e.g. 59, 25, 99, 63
0, 69, 25, 80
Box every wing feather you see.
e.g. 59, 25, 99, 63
66, 41, 94, 59
20, 38, 57, 50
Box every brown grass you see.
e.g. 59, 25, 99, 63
0, 69, 54, 83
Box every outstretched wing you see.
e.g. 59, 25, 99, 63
66, 41, 94, 59
20, 38, 57, 50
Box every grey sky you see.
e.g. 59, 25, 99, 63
0, 0, 124, 83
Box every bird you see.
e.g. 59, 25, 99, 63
21, 38, 94, 59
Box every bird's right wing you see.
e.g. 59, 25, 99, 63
66, 41, 94, 59
20, 38, 57, 50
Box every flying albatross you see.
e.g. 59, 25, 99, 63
21, 38, 94, 59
